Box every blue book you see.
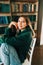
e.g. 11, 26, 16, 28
1, 4, 10, 13
28, 15, 36, 22
23, 4, 28, 12
0, 16, 8, 24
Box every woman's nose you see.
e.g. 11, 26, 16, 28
20, 21, 22, 25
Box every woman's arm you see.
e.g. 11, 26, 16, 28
8, 21, 18, 29
4, 21, 18, 37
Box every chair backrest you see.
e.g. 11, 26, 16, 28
22, 38, 36, 65
0, 47, 3, 65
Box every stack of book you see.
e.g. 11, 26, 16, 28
28, 15, 36, 22
0, 4, 10, 13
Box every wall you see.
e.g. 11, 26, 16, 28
40, 6, 43, 45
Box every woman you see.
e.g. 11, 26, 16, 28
0, 16, 35, 65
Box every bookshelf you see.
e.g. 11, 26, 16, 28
0, 0, 38, 37
0, 1, 9, 4
0, 24, 9, 27
0, 0, 11, 34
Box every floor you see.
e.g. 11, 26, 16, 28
32, 45, 43, 65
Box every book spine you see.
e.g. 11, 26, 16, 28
12, 4, 14, 12
34, 4, 36, 12
23, 4, 28, 12
14, 4, 19, 12
1, 4, 10, 13
32, 4, 34, 12
36, 2, 38, 12
34, 22, 37, 30
28, 3, 32, 12
20, 3, 22, 12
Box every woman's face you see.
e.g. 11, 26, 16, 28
18, 17, 27, 30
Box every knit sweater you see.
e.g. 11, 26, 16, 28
0, 26, 32, 63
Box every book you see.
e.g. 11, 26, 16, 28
28, 15, 36, 22
32, 23, 35, 29
0, 16, 11, 24
23, 4, 28, 12
1, 4, 10, 13
0, 4, 2, 12
36, 2, 38, 12
34, 22, 37, 30
12, 16, 19, 22
14, 4, 19, 12
28, 3, 32, 12
32, 4, 34, 12
34, 4, 36, 12
12, 4, 14, 12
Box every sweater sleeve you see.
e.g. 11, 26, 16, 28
5, 31, 32, 47
5, 28, 12, 37
4, 26, 16, 37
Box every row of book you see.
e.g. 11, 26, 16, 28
28, 15, 36, 22
12, 15, 36, 22
0, 15, 36, 24
0, 16, 11, 24
12, 3, 38, 13
0, 4, 10, 13
0, 16, 11, 34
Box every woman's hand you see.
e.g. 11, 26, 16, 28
8, 21, 18, 29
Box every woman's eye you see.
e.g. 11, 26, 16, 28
22, 21, 25, 23
18, 21, 20, 22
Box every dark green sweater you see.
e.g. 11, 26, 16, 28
0, 26, 32, 63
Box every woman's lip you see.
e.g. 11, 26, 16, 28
19, 26, 22, 27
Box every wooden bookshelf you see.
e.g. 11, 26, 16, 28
0, 0, 38, 36
12, 12, 38, 16
0, 24, 9, 27
11, 0, 38, 3
0, 1, 10, 4
0, 13, 11, 16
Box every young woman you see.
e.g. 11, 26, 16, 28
0, 16, 35, 65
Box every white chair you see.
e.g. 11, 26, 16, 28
22, 38, 36, 65
0, 49, 2, 65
